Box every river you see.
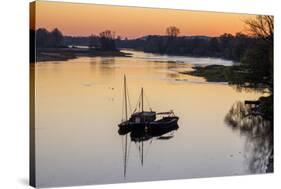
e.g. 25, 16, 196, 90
33, 50, 268, 187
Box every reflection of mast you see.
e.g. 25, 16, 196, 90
141, 88, 144, 166
141, 140, 144, 166
123, 75, 128, 178
119, 75, 179, 177
122, 127, 178, 178
123, 135, 128, 178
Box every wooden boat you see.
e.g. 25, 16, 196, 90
118, 75, 179, 134
149, 111, 179, 131
118, 78, 180, 178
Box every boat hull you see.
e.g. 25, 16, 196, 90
118, 121, 147, 135
118, 116, 179, 135
148, 116, 179, 134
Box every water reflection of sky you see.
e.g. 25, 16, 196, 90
122, 49, 236, 66
34, 51, 265, 187
225, 102, 273, 173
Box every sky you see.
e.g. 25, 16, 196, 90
33, 1, 258, 38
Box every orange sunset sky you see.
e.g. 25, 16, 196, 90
33, 1, 258, 38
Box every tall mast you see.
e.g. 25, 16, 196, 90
124, 75, 128, 121
141, 88, 144, 113
124, 75, 128, 178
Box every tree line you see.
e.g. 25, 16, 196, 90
33, 16, 273, 92
227, 16, 273, 91
35, 28, 117, 51
36, 28, 64, 48
117, 30, 258, 62
118, 16, 273, 92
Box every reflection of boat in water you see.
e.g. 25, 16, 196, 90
118, 75, 179, 135
120, 118, 179, 178
118, 75, 180, 178
130, 122, 179, 142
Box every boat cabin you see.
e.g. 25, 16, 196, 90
129, 111, 156, 123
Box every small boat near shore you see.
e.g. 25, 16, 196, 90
118, 75, 179, 134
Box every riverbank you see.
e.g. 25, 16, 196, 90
35, 48, 131, 62
180, 64, 230, 82
182, 64, 273, 121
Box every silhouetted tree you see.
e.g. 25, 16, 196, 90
51, 28, 64, 47
208, 37, 220, 56
99, 30, 116, 51
218, 33, 234, 59
242, 16, 274, 90
232, 32, 250, 61
117, 33, 256, 60
36, 28, 64, 48
88, 34, 97, 49
245, 16, 273, 42
166, 26, 180, 37
36, 28, 50, 48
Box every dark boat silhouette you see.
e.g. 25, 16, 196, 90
117, 76, 180, 178
120, 115, 178, 178
118, 75, 179, 135
130, 123, 179, 142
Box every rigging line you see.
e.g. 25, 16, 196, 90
138, 93, 142, 112
126, 83, 132, 115
121, 80, 125, 121
144, 92, 153, 111
121, 93, 123, 121
120, 135, 125, 166
133, 93, 142, 113
127, 140, 132, 167
138, 90, 143, 111
144, 139, 153, 158
133, 95, 138, 113
137, 142, 142, 161
138, 98, 141, 111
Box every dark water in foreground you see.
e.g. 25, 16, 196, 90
33, 50, 271, 187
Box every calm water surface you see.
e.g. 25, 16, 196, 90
34, 50, 265, 187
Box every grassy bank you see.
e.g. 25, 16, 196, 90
180, 65, 230, 82
181, 63, 273, 120
35, 48, 131, 62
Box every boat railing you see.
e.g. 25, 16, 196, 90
156, 110, 175, 116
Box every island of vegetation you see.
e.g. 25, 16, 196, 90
30, 29, 131, 62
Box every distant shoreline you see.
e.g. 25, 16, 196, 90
34, 48, 131, 62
